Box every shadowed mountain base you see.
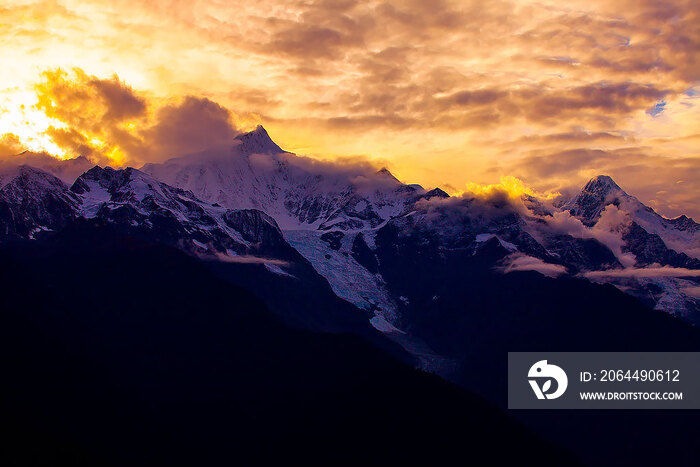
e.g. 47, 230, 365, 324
0, 226, 576, 466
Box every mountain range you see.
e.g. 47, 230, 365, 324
2, 126, 700, 465
2, 125, 699, 332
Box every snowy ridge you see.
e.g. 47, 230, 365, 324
142, 126, 424, 231
70, 166, 256, 251
0, 165, 80, 238
563, 175, 700, 260
0, 164, 304, 279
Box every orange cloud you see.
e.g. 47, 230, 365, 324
1, 68, 239, 166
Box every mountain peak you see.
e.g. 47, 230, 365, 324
563, 175, 629, 225
425, 187, 450, 199
376, 167, 401, 183
234, 125, 284, 155
583, 175, 624, 196
0, 164, 69, 191
71, 165, 159, 199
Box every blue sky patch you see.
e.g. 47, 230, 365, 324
646, 100, 666, 117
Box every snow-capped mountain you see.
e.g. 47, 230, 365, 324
141, 126, 438, 324
1, 129, 699, 342
75, 129, 700, 327
563, 175, 700, 263
71, 165, 272, 257
0, 163, 308, 271
4, 157, 698, 467
141, 127, 699, 327
0, 162, 392, 335
0, 165, 80, 239
2, 137, 699, 467
142, 126, 425, 231
561, 175, 700, 320
562, 175, 627, 225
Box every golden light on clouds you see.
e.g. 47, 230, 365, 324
462, 176, 560, 201
0, 87, 67, 156
0, 0, 698, 216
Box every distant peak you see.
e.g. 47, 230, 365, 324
583, 175, 624, 195
234, 125, 284, 155
237, 125, 269, 139
562, 174, 630, 225
376, 167, 400, 182
588, 174, 618, 188
425, 187, 450, 199
593, 174, 614, 182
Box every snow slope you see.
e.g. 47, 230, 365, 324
142, 126, 423, 231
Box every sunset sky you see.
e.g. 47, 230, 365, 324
1, 0, 698, 217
